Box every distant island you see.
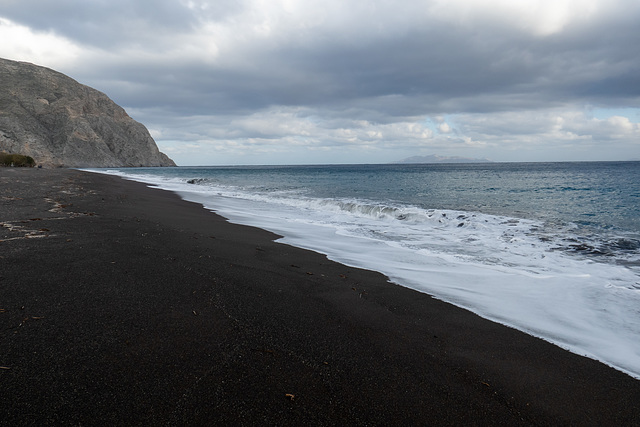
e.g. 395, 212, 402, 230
393, 155, 493, 164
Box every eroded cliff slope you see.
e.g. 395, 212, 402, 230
0, 58, 175, 167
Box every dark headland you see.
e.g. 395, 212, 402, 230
1, 168, 639, 425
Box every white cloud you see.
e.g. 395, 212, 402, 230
230, 108, 315, 138
438, 122, 452, 134
0, 18, 81, 69
126, 101, 640, 165
444, 109, 640, 160
606, 116, 637, 134
430, 0, 602, 35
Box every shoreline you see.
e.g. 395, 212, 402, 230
2, 168, 640, 425
98, 164, 640, 381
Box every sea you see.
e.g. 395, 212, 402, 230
87, 161, 640, 379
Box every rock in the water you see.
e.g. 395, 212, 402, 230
0, 58, 175, 167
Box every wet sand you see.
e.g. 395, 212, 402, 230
1, 168, 639, 425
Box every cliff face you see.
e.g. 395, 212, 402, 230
0, 58, 175, 167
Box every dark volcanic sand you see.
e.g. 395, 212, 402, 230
1, 168, 639, 425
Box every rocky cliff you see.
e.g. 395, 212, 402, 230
0, 58, 175, 167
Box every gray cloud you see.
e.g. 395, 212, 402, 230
1, 0, 639, 164
0, 0, 234, 48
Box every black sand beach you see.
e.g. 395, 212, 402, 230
1, 168, 640, 425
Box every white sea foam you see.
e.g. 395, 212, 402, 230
87, 168, 640, 379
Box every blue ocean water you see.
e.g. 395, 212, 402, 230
89, 161, 640, 378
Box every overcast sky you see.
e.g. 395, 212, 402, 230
1, 0, 639, 165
